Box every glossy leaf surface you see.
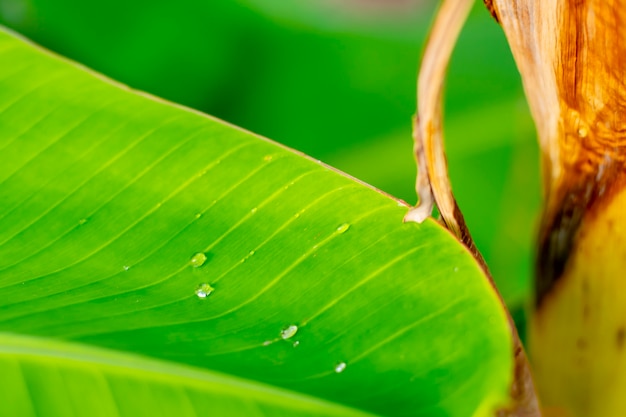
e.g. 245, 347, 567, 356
0, 27, 512, 417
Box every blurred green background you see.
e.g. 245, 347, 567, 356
0, 0, 540, 310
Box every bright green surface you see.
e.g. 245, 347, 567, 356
324, 98, 539, 306
0, 0, 541, 309
0, 27, 512, 416
0, 333, 378, 417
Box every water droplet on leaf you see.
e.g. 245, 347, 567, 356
78, 218, 88, 225
335, 362, 347, 373
195, 283, 214, 299
281, 325, 298, 340
190, 252, 207, 267
336, 223, 350, 234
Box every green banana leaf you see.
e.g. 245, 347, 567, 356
0, 27, 512, 417
0, 0, 539, 317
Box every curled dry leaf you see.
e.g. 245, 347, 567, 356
405, 0, 541, 416
489, 1, 626, 416
403, 0, 476, 257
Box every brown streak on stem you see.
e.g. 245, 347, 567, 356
484, 0, 501, 23
536, 1, 626, 307
493, 0, 626, 413
616, 326, 626, 350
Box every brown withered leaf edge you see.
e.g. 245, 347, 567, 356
405, 0, 542, 416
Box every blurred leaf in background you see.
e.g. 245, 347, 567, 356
0, 0, 540, 311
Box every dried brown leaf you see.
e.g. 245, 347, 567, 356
405, 1, 542, 415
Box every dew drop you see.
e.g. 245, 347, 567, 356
249, 250, 255, 256
292, 340, 300, 347
336, 223, 350, 234
190, 252, 207, 267
578, 127, 588, 138
123, 265, 130, 271
281, 325, 298, 340
335, 362, 347, 373
195, 213, 202, 219
251, 207, 258, 214
264, 155, 273, 162
263, 340, 272, 346
195, 283, 214, 298
78, 218, 88, 225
